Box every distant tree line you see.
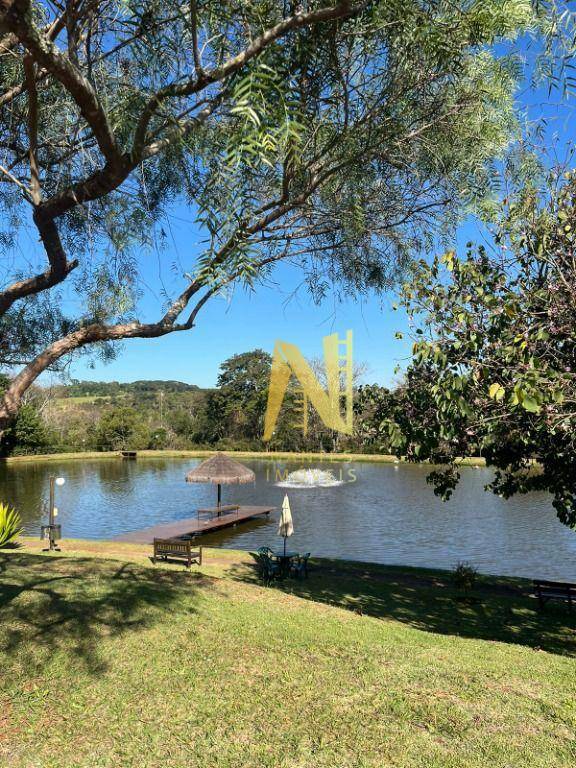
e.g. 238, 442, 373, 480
0, 352, 399, 456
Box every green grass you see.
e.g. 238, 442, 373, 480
0, 545, 574, 767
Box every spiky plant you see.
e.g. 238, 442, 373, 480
0, 502, 23, 547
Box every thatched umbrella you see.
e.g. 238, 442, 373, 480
185, 452, 255, 507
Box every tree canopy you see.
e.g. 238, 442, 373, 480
202, 349, 272, 444
93, 405, 150, 451
387, 168, 576, 527
0, 0, 541, 434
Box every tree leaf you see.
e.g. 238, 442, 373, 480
521, 396, 540, 413
488, 383, 505, 400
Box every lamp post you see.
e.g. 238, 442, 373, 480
42, 475, 65, 551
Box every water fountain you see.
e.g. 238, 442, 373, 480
276, 467, 345, 488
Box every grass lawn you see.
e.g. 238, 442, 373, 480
1, 540, 575, 767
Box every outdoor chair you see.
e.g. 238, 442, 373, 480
290, 552, 311, 579
257, 546, 275, 557
250, 551, 281, 583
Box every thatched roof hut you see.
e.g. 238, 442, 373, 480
185, 453, 255, 485
185, 453, 255, 507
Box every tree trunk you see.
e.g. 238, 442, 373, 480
0, 358, 46, 439
0, 404, 15, 439
0, 318, 184, 440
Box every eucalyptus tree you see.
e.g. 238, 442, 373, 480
0, 0, 537, 434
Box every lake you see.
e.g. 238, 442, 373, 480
1, 456, 575, 581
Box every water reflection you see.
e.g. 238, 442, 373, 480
1, 457, 575, 581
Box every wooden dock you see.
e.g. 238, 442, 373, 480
113, 505, 275, 544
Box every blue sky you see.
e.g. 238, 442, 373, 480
61, 227, 414, 389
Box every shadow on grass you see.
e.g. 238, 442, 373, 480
227, 557, 576, 657
0, 552, 208, 674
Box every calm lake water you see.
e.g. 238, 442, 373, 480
1, 457, 575, 581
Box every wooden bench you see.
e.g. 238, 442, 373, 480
533, 579, 576, 610
153, 538, 202, 568
197, 504, 239, 519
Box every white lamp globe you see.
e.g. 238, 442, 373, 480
55, 477, 65, 487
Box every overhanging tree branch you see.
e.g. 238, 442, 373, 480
0, 0, 537, 437
0, 0, 120, 161
132, 0, 365, 154
23, 53, 40, 204
0, 214, 78, 316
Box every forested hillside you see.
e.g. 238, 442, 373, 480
0, 351, 399, 456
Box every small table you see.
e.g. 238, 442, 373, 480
271, 550, 299, 577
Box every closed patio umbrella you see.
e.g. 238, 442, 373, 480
278, 494, 294, 556
185, 452, 255, 508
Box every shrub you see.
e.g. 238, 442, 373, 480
94, 407, 150, 451
148, 428, 169, 450
452, 561, 478, 594
0, 402, 50, 457
0, 502, 23, 547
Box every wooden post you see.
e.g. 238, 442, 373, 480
45, 475, 58, 551
49, 475, 55, 529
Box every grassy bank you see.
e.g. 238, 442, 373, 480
1, 448, 487, 466
0, 539, 574, 767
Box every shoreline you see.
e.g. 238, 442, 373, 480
0, 448, 487, 467
15, 536, 527, 588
